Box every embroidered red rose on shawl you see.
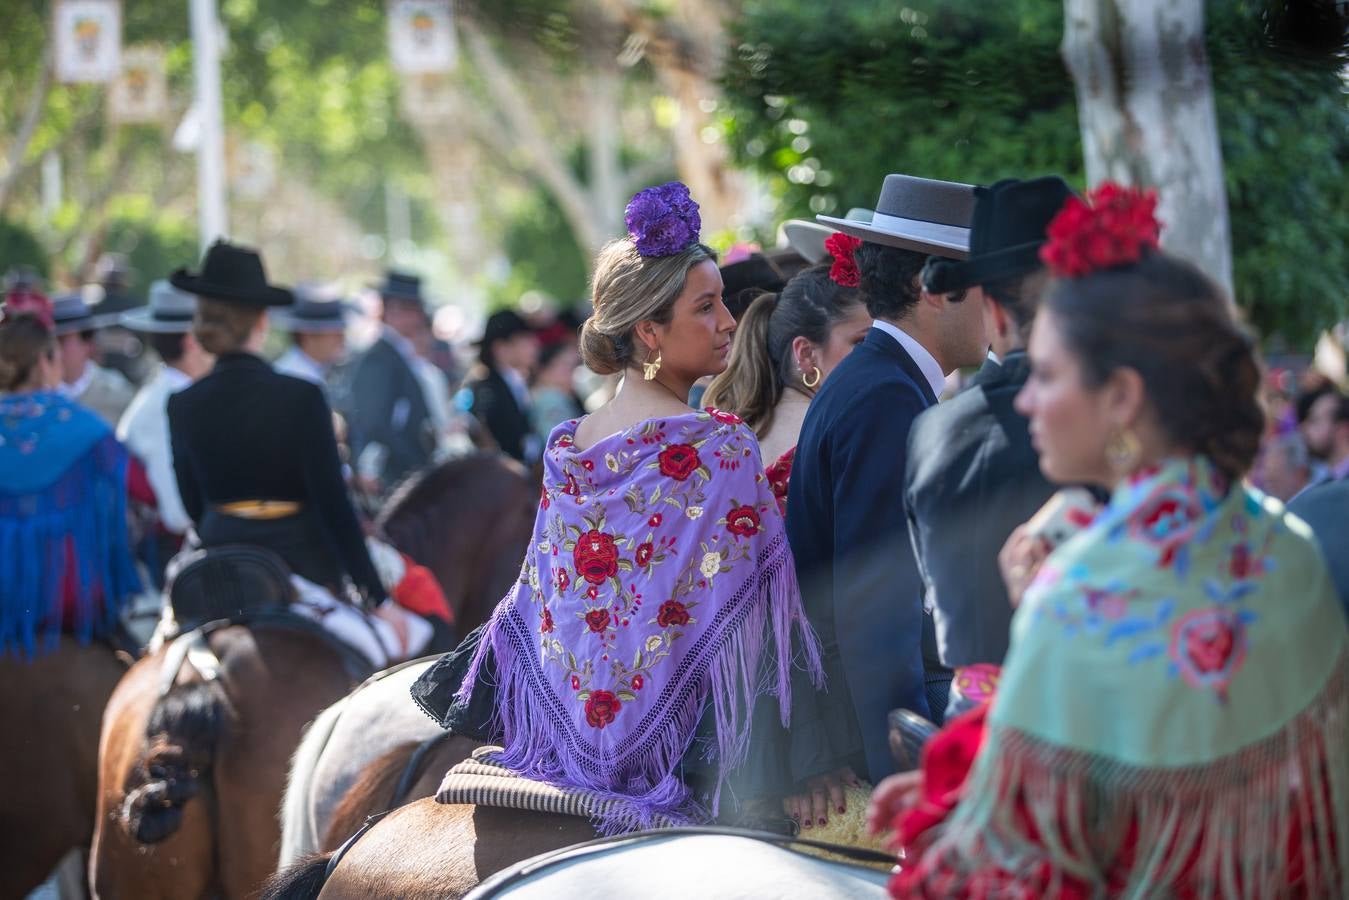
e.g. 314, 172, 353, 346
657, 600, 690, 627
585, 608, 611, 633
725, 505, 761, 537
584, 690, 621, 728
541, 607, 554, 633
658, 444, 700, 481
574, 529, 619, 584
540, 486, 551, 510
1128, 485, 1201, 567
555, 568, 570, 591
648, 513, 663, 527
706, 408, 743, 426
635, 542, 654, 567
631, 674, 644, 691
570, 675, 581, 690
1170, 608, 1247, 696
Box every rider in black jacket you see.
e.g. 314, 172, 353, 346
167, 241, 386, 605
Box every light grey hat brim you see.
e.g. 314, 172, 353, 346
53, 312, 122, 336
119, 306, 196, 334
817, 212, 970, 259
270, 309, 352, 334
779, 220, 833, 265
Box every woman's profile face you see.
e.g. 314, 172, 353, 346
815, 302, 872, 383
1015, 309, 1113, 487
650, 260, 735, 382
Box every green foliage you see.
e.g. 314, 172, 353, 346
722, 0, 1349, 346
100, 197, 200, 291
0, 218, 49, 281
487, 187, 590, 310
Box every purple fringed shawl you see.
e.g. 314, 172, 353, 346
458, 409, 822, 833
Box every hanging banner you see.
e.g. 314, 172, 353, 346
388, 0, 457, 74
398, 73, 457, 124
54, 0, 122, 84
108, 44, 167, 124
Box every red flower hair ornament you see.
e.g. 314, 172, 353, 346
1039, 182, 1161, 278
825, 232, 862, 287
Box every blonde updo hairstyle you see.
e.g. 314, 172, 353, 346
579, 239, 718, 376
194, 297, 264, 356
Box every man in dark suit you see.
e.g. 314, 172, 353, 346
786, 175, 986, 801
465, 310, 540, 465
340, 271, 437, 492
905, 177, 1075, 718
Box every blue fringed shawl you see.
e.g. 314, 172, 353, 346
0, 391, 140, 657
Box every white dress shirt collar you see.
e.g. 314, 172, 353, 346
61, 361, 96, 399
161, 364, 193, 393
870, 319, 947, 400
275, 346, 327, 386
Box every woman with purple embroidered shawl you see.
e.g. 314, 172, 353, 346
413, 183, 822, 833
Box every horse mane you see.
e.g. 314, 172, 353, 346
120, 679, 231, 844
376, 452, 528, 564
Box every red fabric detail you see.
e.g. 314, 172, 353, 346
126, 456, 157, 507
393, 555, 453, 625
1039, 182, 1160, 278
765, 447, 795, 514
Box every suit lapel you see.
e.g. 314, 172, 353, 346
863, 328, 939, 406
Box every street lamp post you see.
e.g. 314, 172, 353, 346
189, 0, 228, 250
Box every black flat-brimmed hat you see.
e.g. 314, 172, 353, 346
120, 280, 197, 334
921, 176, 1076, 295
270, 283, 353, 334
170, 240, 293, 307
377, 270, 426, 306
51, 293, 120, 336
818, 174, 976, 258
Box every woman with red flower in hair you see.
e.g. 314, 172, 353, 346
869, 184, 1347, 897
412, 182, 823, 835
704, 242, 872, 512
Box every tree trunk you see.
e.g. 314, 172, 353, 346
0, 40, 54, 216
1061, 0, 1234, 300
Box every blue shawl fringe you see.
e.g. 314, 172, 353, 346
0, 434, 141, 658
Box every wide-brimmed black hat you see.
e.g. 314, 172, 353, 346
377, 270, 426, 306
119, 280, 197, 334
921, 176, 1076, 295
170, 240, 293, 307
271, 283, 352, 334
818, 174, 975, 258
474, 309, 533, 347
51, 293, 120, 336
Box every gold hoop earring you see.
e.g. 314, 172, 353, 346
1106, 428, 1141, 472
642, 350, 662, 381
801, 366, 822, 389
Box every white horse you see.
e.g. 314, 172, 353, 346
277, 657, 440, 866
464, 830, 894, 899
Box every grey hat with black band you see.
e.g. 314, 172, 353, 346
270, 283, 353, 334
51, 293, 121, 336
920, 176, 1076, 296
818, 174, 976, 259
120, 280, 198, 333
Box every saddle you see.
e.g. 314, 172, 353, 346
158, 545, 376, 689
435, 747, 681, 829
166, 544, 296, 633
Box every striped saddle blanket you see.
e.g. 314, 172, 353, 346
434, 746, 679, 827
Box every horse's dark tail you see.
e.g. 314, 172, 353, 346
260, 852, 334, 900
120, 679, 230, 844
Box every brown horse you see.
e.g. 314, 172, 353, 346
0, 638, 127, 900
377, 452, 538, 636
90, 625, 360, 899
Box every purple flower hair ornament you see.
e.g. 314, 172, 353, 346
625, 182, 702, 258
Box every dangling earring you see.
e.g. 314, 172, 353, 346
1106, 428, 1141, 472
642, 349, 662, 381
801, 366, 822, 389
